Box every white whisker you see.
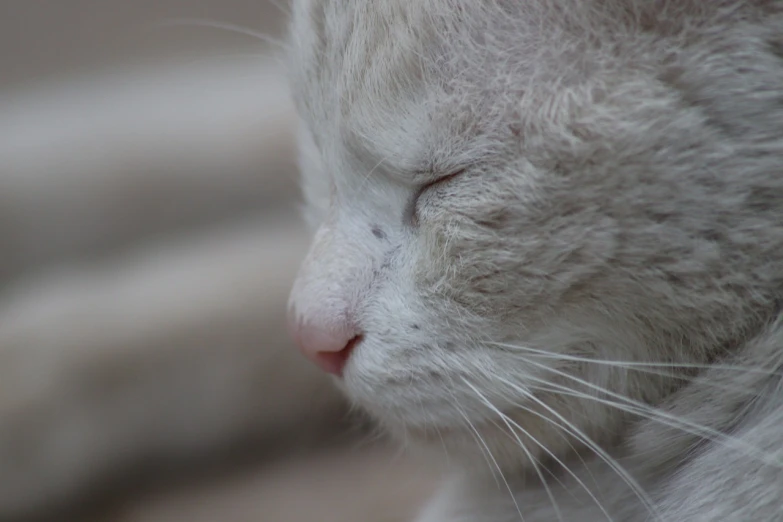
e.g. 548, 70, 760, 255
445, 387, 523, 519
492, 375, 660, 521
519, 358, 783, 469
355, 157, 388, 196
457, 411, 526, 521
490, 341, 782, 377
463, 378, 616, 522
266, 0, 292, 18
494, 343, 774, 399
148, 18, 289, 50
462, 378, 564, 522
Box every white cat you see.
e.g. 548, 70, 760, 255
286, 1, 783, 520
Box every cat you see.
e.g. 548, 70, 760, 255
285, 1, 783, 520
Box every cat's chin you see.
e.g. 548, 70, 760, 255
381, 421, 544, 473
336, 357, 601, 469
366, 404, 575, 473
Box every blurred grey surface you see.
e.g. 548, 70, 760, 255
1, 1, 286, 90
0, 0, 297, 283
0, 2, 438, 521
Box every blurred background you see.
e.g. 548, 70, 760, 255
0, 2, 438, 521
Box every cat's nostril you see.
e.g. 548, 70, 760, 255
287, 308, 361, 376
313, 336, 360, 377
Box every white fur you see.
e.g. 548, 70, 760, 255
287, 1, 783, 520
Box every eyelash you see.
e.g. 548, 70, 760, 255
407, 169, 466, 227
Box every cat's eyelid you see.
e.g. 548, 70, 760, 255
405, 167, 468, 228
422, 167, 468, 189
414, 166, 469, 188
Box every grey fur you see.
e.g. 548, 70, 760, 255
286, 1, 783, 520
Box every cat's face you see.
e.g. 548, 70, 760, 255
286, 0, 782, 466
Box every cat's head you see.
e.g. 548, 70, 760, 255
286, 0, 783, 466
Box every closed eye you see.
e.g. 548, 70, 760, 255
405, 168, 467, 227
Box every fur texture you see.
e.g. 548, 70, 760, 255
286, 1, 783, 520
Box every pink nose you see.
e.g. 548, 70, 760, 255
287, 313, 360, 377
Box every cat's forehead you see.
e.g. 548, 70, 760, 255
287, 0, 433, 165
288, 2, 428, 107
287, 0, 527, 178
285, 0, 661, 182
285, 0, 602, 115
